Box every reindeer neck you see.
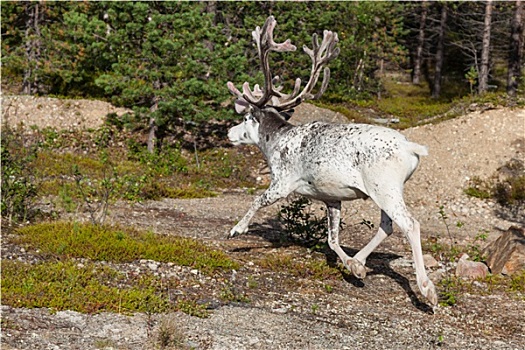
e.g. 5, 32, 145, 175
257, 113, 293, 158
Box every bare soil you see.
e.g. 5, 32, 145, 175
1, 97, 525, 350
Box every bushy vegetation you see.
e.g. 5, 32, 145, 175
2, 259, 171, 314
1, 126, 40, 225
2, 221, 238, 315
465, 158, 525, 214
3, 1, 522, 138
0, 124, 260, 228
278, 196, 331, 249
13, 221, 238, 272
258, 252, 341, 281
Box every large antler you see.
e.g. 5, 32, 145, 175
227, 16, 339, 113
227, 16, 296, 111
275, 30, 340, 110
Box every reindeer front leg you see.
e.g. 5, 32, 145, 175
229, 183, 289, 238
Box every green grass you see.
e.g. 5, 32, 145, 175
32, 143, 256, 202
1, 221, 239, 315
322, 78, 524, 129
437, 271, 525, 307
1, 259, 171, 314
2, 125, 260, 208
34, 151, 111, 178
321, 79, 455, 128
12, 221, 239, 273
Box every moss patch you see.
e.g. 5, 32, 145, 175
1, 259, 171, 314
12, 221, 238, 273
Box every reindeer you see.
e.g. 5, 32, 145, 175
226, 16, 438, 306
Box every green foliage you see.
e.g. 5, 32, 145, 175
219, 282, 250, 304
438, 276, 460, 306
465, 159, 525, 209
72, 151, 117, 225
127, 139, 188, 175
93, 2, 235, 125
2, 220, 240, 317
13, 125, 256, 206
322, 78, 456, 127
12, 221, 239, 273
3, 1, 522, 116
175, 299, 210, 319
464, 176, 492, 199
466, 232, 488, 263
465, 66, 479, 95
1, 126, 39, 225
278, 196, 330, 249
509, 271, 525, 293
1, 1, 411, 125
1, 259, 171, 314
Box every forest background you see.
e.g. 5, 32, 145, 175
1, 1, 524, 149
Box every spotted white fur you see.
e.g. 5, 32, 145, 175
228, 106, 438, 306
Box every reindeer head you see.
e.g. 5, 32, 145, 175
228, 110, 261, 146
227, 16, 339, 146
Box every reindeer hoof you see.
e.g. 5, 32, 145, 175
228, 225, 248, 239
421, 279, 438, 306
347, 259, 367, 279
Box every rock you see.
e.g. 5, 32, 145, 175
390, 257, 413, 268
456, 254, 489, 279
423, 254, 439, 268
429, 268, 446, 282
147, 262, 159, 271
483, 226, 525, 275
290, 103, 349, 125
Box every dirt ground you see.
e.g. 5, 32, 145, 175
1, 97, 524, 350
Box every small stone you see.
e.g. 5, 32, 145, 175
147, 262, 159, 271
429, 268, 446, 282
423, 254, 439, 268
456, 254, 488, 279
390, 257, 413, 268
272, 306, 290, 314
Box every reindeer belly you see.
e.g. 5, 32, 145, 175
294, 171, 368, 201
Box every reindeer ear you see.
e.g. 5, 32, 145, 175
234, 99, 251, 114
280, 109, 295, 121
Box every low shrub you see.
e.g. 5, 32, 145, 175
1, 259, 171, 314
12, 221, 238, 273
465, 158, 525, 214
278, 196, 330, 249
1, 126, 40, 226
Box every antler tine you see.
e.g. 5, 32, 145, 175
275, 30, 339, 111
250, 16, 297, 107
231, 16, 297, 108
227, 17, 338, 114
227, 81, 243, 99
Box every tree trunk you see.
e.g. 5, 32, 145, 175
147, 95, 159, 154
22, 2, 42, 95
413, 0, 427, 85
432, 3, 447, 99
202, 1, 217, 78
507, 0, 524, 96
205, 1, 217, 26
478, 0, 493, 94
